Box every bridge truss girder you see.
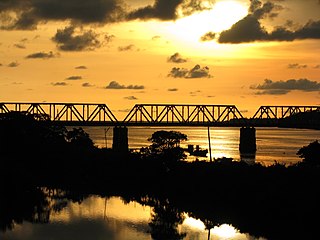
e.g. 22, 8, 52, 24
0, 102, 118, 124
252, 106, 320, 119
122, 104, 245, 126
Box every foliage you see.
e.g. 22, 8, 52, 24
0, 111, 95, 156
144, 130, 188, 163
148, 131, 187, 151
297, 140, 320, 166
66, 127, 95, 149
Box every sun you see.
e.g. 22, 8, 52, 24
166, 0, 248, 43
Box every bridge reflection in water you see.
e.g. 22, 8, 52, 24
1, 102, 319, 158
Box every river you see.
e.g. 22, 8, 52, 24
80, 126, 319, 166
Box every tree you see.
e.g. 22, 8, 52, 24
65, 127, 95, 149
146, 130, 188, 163
297, 140, 320, 166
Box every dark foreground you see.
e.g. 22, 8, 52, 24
1, 153, 320, 240
1, 112, 319, 239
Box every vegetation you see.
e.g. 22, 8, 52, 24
139, 130, 188, 165
297, 140, 320, 166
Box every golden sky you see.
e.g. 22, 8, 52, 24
1, 0, 320, 118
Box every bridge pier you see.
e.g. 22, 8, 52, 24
239, 127, 256, 154
112, 126, 128, 153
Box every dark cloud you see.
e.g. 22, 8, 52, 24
200, 32, 216, 42
168, 88, 178, 91
104, 33, 115, 43
167, 52, 187, 63
14, 43, 26, 49
118, 44, 135, 51
51, 82, 67, 86
82, 82, 94, 87
126, 0, 214, 21
219, 15, 268, 43
251, 78, 320, 95
168, 64, 212, 79
0, 0, 125, 30
127, 0, 184, 21
314, 65, 320, 69
105, 81, 144, 89
288, 63, 308, 69
66, 76, 82, 80
75, 65, 87, 69
8, 61, 19, 67
124, 96, 138, 100
52, 26, 101, 51
218, 1, 320, 43
26, 51, 56, 59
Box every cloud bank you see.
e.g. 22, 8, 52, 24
251, 78, 320, 95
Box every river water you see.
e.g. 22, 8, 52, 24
1, 194, 266, 240
81, 126, 319, 166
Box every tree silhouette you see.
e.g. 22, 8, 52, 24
297, 140, 320, 166
146, 130, 188, 163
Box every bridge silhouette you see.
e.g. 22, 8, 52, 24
2, 102, 319, 157
1, 102, 319, 127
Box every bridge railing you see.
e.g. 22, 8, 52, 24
122, 104, 246, 126
0, 102, 118, 125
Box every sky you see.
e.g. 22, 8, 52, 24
1, 0, 320, 118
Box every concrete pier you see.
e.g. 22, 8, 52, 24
112, 126, 128, 152
239, 127, 256, 154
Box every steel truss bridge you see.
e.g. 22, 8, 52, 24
1, 102, 319, 127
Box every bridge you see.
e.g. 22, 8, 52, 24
1, 102, 319, 126
1, 102, 319, 156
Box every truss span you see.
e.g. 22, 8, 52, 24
0, 102, 118, 125
252, 106, 320, 119
122, 104, 246, 126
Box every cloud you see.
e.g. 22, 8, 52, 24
0, 0, 125, 30
105, 81, 144, 90
82, 82, 94, 87
104, 33, 115, 43
126, 0, 184, 21
26, 51, 56, 59
118, 44, 135, 51
217, 1, 320, 43
190, 90, 201, 96
168, 88, 178, 91
167, 52, 187, 63
218, 15, 268, 43
127, 0, 214, 21
168, 64, 212, 78
66, 76, 82, 80
8, 61, 19, 67
51, 82, 67, 86
124, 96, 138, 100
250, 78, 320, 95
14, 43, 26, 49
75, 65, 87, 69
152, 35, 161, 40
200, 32, 216, 42
314, 65, 320, 69
288, 63, 307, 69
52, 26, 101, 51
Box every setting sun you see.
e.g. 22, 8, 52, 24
166, 0, 248, 43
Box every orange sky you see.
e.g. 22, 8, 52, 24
1, 0, 320, 118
